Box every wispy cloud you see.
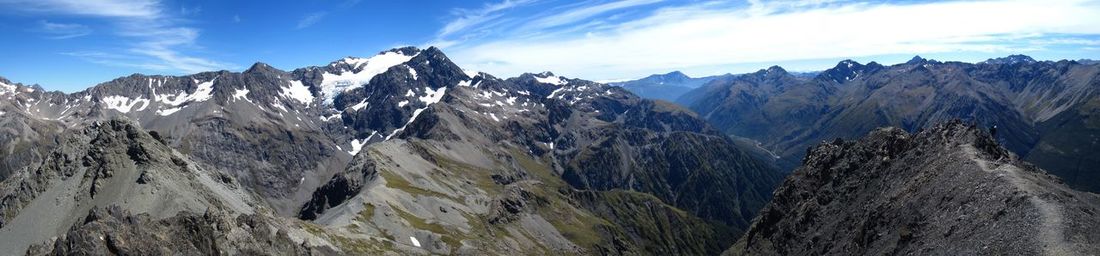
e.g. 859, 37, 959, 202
436, 0, 1100, 80
520, 0, 661, 30
430, 0, 534, 47
0, 0, 159, 18
0, 0, 232, 74
296, 11, 327, 29
36, 20, 92, 39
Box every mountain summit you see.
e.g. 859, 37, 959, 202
609, 71, 729, 102
0, 46, 782, 255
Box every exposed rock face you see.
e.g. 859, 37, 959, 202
727, 120, 1100, 256
0, 119, 261, 253
0, 78, 65, 181
27, 206, 322, 256
0, 47, 784, 255
295, 64, 782, 254
678, 57, 1100, 193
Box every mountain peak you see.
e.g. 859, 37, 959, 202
983, 54, 1037, 65
906, 55, 927, 65
385, 46, 422, 56
754, 65, 788, 77
663, 71, 689, 79
816, 59, 884, 83
244, 62, 281, 74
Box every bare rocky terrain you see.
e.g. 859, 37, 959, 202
0, 47, 782, 255
727, 120, 1100, 256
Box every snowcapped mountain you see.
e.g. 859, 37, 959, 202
0, 46, 782, 255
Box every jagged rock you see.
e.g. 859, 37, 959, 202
727, 120, 1100, 255
26, 206, 323, 255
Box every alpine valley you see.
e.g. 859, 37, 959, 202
0, 47, 783, 255
669, 56, 1100, 194
2, 46, 1100, 256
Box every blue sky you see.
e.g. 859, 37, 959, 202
1, 0, 1099, 92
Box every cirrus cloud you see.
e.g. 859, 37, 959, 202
434, 0, 1100, 80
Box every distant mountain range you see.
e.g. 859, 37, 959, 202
3, 49, 1099, 255
0, 47, 781, 255
609, 70, 820, 102
606, 71, 727, 102
672, 54, 1100, 193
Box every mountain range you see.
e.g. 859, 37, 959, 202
670, 55, 1100, 193
608, 71, 728, 102
2, 48, 1100, 255
0, 47, 782, 255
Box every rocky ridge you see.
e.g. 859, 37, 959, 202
727, 120, 1100, 255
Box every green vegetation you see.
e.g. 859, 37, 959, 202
427, 149, 504, 196
297, 221, 394, 254
355, 203, 376, 222
380, 169, 461, 202
389, 203, 466, 250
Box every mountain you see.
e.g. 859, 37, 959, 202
0, 47, 782, 255
726, 120, 1100, 255
677, 56, 1100, 192
608, 71, 728, 102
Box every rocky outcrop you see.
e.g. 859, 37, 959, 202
27, 206, 325, 256
298, 152, 379, 220
727, 120, 1100, 255
0, 119, 259, 253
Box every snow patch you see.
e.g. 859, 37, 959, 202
321, 113, 342, 122
282, 80, 313, 105
348, 137, 369, 155
385, 87, 447, 141
319, 51, 419, 103
190, 78, 216, 102
233, 88, 251, 102
157, 107, 183, 116
547, 87, 567, 99
0, 81, 14, 94
102, 96, 150, 113
350, 99, 370, 111
410, 237, 421, 247
398, 100, 409, 107
535, 75, 567, 85
419, 87, 446, 104
407, 66, 418, 80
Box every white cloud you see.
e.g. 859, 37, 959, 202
0, 0, 159, 18
296, 12, 327, 29
520, 0, 662, 30
438, 0, 1100, 80
431, 0, 535, 48
1, 0, 232, 74
36, 20, 92, 39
